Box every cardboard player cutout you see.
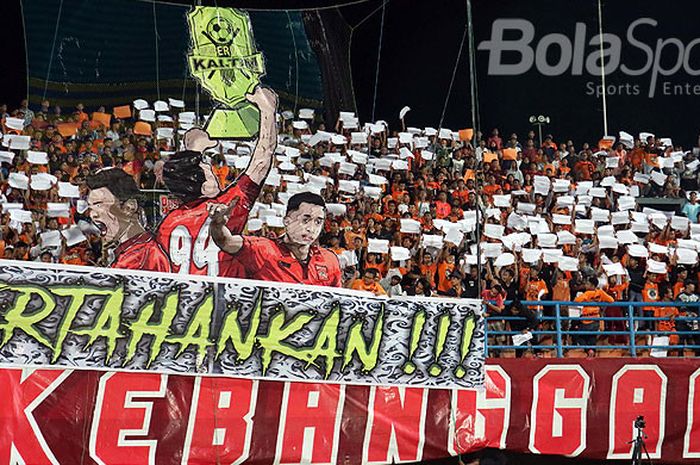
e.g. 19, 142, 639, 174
86, 168, 171, 273
188, 7, 265, 139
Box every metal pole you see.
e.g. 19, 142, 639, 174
194, 0, 202, 125
466, 0, 477, 145
466, 0, 482, 296
538, 123, 543, 147
555, 303, 563, 357
597, 0, 609, 136
628, 304, 637, 357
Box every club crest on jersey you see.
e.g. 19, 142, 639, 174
316, 265, 329, 281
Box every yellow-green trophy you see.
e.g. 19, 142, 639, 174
187, 7, 265, 139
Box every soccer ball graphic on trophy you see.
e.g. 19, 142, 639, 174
187, 7, 266, 139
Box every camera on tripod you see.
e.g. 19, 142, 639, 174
634, 415, 646, 430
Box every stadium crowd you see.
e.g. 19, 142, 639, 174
2, 97, 700, 356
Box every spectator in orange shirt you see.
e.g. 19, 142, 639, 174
351, 268, 387, 296
574, 278, 615, 356
419, 251, 438, 289
434, 191, 451, 219
524, 267, 549, 312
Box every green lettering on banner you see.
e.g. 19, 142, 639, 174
71, 287, 125, 363
257, 308, 314, 375
454, 315, 477, 379
342, 306, 384, 373
0, 285, 57, 351
166, 292, 214, 363
125, 291, 179, 366
51, 286, 116, 362
305, 305, 340, 378
216, 291, 263, 362
428, 313, 452, 377
402, 309, 427, 375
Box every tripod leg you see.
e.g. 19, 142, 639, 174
631, 438, 641, 465
641, 440, 653, 465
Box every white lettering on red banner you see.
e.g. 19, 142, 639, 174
684, 368, 700, 458
274, 383, 345, 465
0, 369, 70, 465
607, 365, 667, 460
529, 365, 590, 456
90, 372, 168, 465
362, 386, 428, 464
449, 365, 511, 455
181, 377, 258, 465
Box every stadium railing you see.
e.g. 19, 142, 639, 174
484, 300, 700, 357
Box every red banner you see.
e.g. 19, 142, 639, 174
4, 359, 700, 464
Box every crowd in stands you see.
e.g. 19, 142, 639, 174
2, 96, 700, 356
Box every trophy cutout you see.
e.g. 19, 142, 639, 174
187, 7, 265, 139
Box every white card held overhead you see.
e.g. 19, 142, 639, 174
672, 216, 690, 231
8, 172, 29, 190
559, 256, 579, 272
351, 132, 367, 145
445, 228, 464, 245
616, 229, 638, 244
552, 214, 570, 225
400, 218, 422, 234
611, 211, 630, 225
363, 186, 383, 199
598, 235, 619, 249
483, 223, 505, 239
168, 98, 185, 108
552, 179, 571, 193
139, 109, 156, 122
575, 219, 595, 234
493, 194, 511, 208
292, 120, 309, 130
600, 176, 616, 187
422, 234, 444, 249
298, 108, 315, 120
605, 157, 620, 168
542, 249, 564, 263
603, 262, 626, 276
517, 202, 536, 214
633, 173, 650, 184
556, 195, 575, 206
47, 202, 71, 218
651, 170, 667, 186
617, 196, 636, 211
367, 239, 390, 254
153, 100, 169, 112
647, 259, 668, 274
589, 187, 607, 198
40, 230, 62, 248
390, 246, 411, 261
649, 242, 670, 255
133, 99, 149, 110
399, 106, 411, 120
438, 128, 452, 139
61, 225, 88, 247
493, 253, 515, 268
27, 151, 48, 165
8, 135, 31, 150
5, 117, 24, 130
677, 248, 698, 265
521, 248, 543, 264
10, 209, 32, 223
537, 233, 557, 248
627, 244, 649, 258
557, 230, 576, 245
0, 150, 14, 164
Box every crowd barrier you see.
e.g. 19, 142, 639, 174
484, 300, 700, 357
